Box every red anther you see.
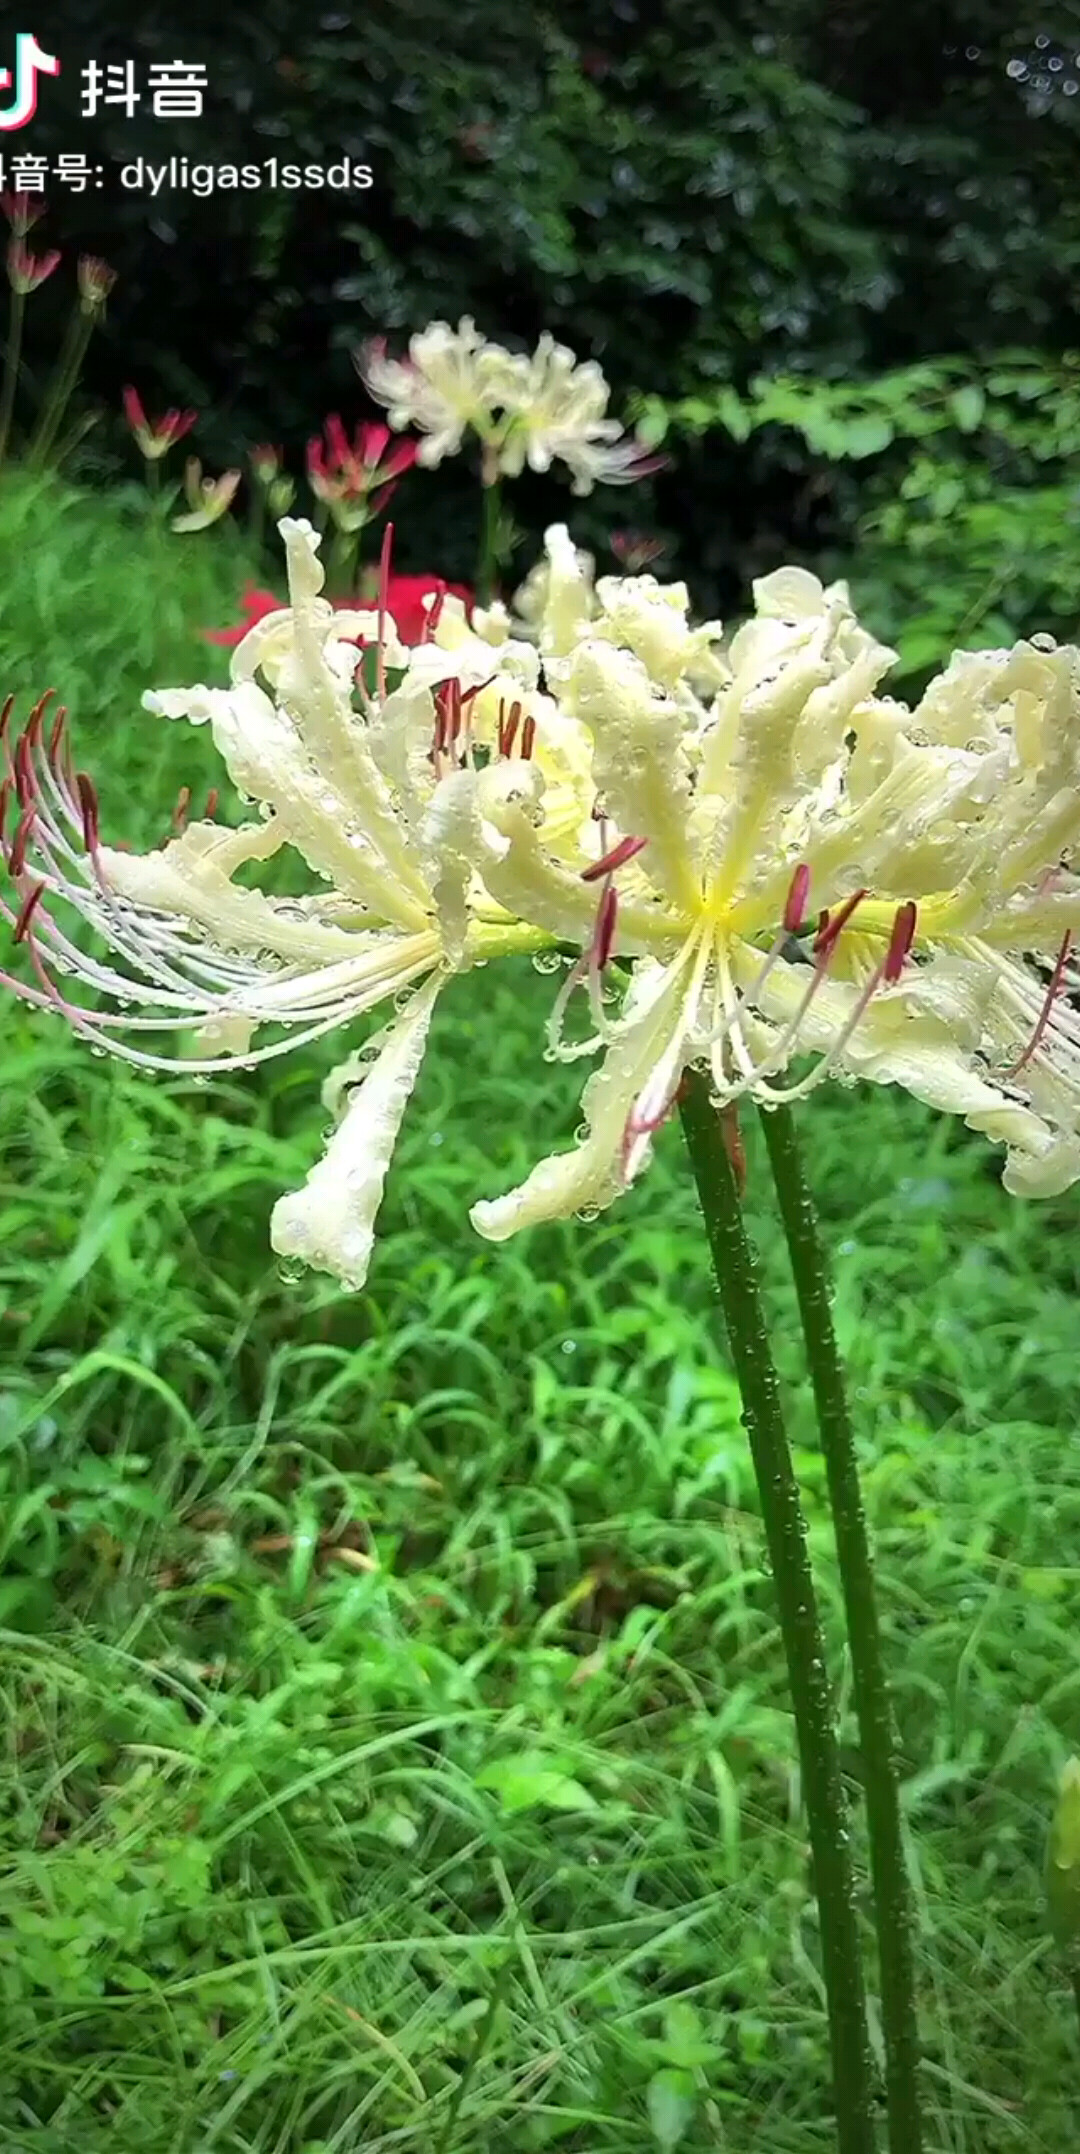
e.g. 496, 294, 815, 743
173, 785, 191, 832
204, 788, 219, 818
25, 689, 53, 752
497, 697, 520, 757
13, 880, 46, 943
13, 734, 35, 806
814, 887, 868, 962
75, 772, 100, 850
9, 808, 35, 877
883, 899, 918, 984
0, 693, 12, 746
422, 588, 446, 643
581, 832, 649, 884
595, 882, 618, 970
520, 714, 537, 760
47, 704, 67, 763
1005, 928, 1074, 1079
0, 777, 8, 842
376, 519, 393, 699
783, 862, 811, 934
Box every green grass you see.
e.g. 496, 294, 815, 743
2, 472, 1080, 2151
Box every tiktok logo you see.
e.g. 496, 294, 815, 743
0, 33, 60, 131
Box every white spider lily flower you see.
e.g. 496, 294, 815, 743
0, 517, 582, 1292
270, 973, 441, 1289
357, 322, 659, 495
470, 530, 1080, 1240
493, 334, 662, 495
356, 317, 522, 468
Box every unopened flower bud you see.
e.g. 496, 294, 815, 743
267, 474, 296, 516
77, 255, 117, 315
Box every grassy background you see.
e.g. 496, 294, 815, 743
2, 476, 1080, 2151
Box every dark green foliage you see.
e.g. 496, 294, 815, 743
22, 0, 1080, 601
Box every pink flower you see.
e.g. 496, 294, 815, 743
307, 414, 418, 515
202, 571, 472, 649
123, 384, 197, 462
1, 191, 44, 238
6, 239, 60, 295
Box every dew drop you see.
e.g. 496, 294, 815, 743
276, 1256, 306, 1284
532, 949, 562, 975
561, 1337, 578, 1354
1006, 58, 1029, 79
574, 1204, 600, 1222
1031, 631, 1057, 651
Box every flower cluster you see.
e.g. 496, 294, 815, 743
3, 519, 1080, 1294
357, 319, 662, 495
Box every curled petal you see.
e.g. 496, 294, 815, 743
271, 975, 440, 1290
471, 940, 705, 1240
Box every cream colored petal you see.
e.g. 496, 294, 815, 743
559, 639, 701, 912
143, 680, 430, 929
538, 524, 595, 662
471, 945, 701, 1240
97, 820, 366, 964
270, 975, 440, 1290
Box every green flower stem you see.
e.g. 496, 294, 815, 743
758, 1101, 922, 2154
0, 284, 27, 469
27, 307, 94, 469
678, 1072, 876, 2154
477, 451, 501, 606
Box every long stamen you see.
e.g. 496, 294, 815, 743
376, 519, 393, 699
1003, 928, 1073, 1078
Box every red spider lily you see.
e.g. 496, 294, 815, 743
6, 239, 60, 295
0, 191, 44, 237
307, 414, 418, 513
123, 384, 197, 461
202, 571, 473, 649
